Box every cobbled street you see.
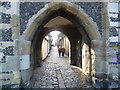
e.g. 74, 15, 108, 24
31, 47, 94, 89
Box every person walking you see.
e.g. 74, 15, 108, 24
58, 47, 62, 57
61, 47, 65, 57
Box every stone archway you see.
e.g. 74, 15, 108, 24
22, 2, 100, 41
20, 2, 102, 85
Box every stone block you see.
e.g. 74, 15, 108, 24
11, 71, 20, 84
0, 53, 4, 60
1, 73, 13, 85
24, 22, 38, 41
48, 2, 67, 11
106, 52, 117, 58
66, 4, 78, 15
94, 72, 108, 79
1, 73, 13, 80
108, 73, 113, 80
19, 40, 31, 55
1, 80, 11, 86
0, 42, 15, 48
2, 56, 19, 72
85, 23, 100, 40
20, 68, 32, 84
77, 10, 90, 25
0, 71, 20, 85
20, 55, 30, 70
94, 60, 106, 73
12, 27, 20, 40
11, 15, 19, 27
106, 47, 118, 57
91, 40, 103, 48
108, 68, 118, 80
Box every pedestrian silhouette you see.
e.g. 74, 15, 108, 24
61, 47, 65, 57
58, 47, 62, 57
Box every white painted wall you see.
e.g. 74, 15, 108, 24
41, 38, 50, 60
64, 37, 70, 55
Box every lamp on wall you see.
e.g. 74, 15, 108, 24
77, 41, 80, 43
59, 37, 62, 39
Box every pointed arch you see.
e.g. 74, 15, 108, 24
21, 2, 101, 41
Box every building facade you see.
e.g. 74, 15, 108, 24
0, 0, 120, 88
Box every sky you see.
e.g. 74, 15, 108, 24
50, 31, 61, 45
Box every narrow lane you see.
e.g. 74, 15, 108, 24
32, 46, 93, 89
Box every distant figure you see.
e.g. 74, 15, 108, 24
58, 47, 62, 57
61, 48, 65, 57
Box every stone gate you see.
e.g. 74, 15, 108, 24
0, 0, 120, 88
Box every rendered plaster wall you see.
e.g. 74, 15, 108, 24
63, 37, 70, 56
42, 38, 50, 60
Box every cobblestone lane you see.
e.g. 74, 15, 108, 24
31, 47, 94, 89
